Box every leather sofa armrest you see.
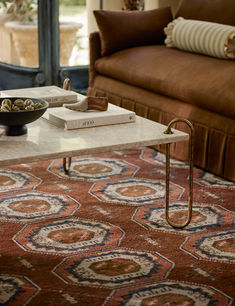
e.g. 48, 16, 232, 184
89, 31, 102, 87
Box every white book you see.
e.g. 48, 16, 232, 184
42, 103, 136, 130
0, 86, 78, 107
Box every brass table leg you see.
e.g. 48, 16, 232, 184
63, 78, 72, 91
63, 157, 72, 175
62, 78, 72, 175
164, 118, 194, 228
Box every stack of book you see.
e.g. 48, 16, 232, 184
0, 86, 78, 107
42, 103, 136, 130
0, 85, 136, 130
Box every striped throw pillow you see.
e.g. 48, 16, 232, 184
164, 17, 235, 59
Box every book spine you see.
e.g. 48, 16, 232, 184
0, 93, 77, 104
47, 114, 66, 129
44, 96, 77, 104
67, 112, 136, 130
49, 112, 136, 130
47, 101, 77, 108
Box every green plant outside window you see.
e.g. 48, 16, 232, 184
0, 0, 37, 22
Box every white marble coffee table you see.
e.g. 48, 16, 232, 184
0, 115, 188, 166
0, 114, 193, 228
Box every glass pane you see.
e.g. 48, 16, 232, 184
59, 0, 88, 67
0, 0, 39, 67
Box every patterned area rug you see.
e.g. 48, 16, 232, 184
0, 147, 234, 305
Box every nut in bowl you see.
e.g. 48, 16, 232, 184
0, 97, 49, 136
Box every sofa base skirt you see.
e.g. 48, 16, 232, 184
88, 75, 235, 182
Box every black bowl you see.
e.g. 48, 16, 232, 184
0, 97, 49, 136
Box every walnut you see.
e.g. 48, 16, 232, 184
0, 98, 43, 112
11, 105, 20, 112
14, 99, 24, 107
24, 98, 34, 107
1, 98, 12, 108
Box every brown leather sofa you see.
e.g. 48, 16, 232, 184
87, 0, 235, 181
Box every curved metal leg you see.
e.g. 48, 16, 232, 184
63, 157, 72, 175
63, 78, 72, 91
62, 78, 73, 175
164, 118, 194, 228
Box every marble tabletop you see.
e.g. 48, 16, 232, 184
0, 115, 188, 166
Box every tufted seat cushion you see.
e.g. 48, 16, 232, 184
95, 45, 235, 119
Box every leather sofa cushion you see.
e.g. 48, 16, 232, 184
93, 7, 172, 56
175, 0, 235, 26
95, 45, 235, 119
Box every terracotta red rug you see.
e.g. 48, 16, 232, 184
0, 147, 234, 305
